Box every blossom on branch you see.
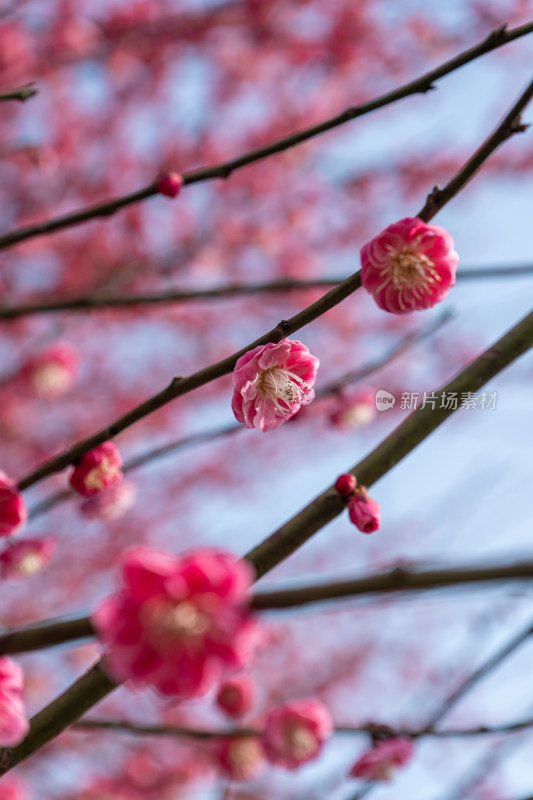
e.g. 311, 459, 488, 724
0, 536, 56, 579
156, 170, 183, 198
21, 342, 79, 399
92, 547, 260, 698
80, 480, 136, 521
0, 656, 29, 747
360, 217, 458, 314
348, 487, 381, 533
262, 699, 333, 770
69, 442, 123, 497
349, 737, 414, 781
232, 339, 319, 432
0, 472, 27, 537
216, 675, 255, 719
216, 736, 266, 781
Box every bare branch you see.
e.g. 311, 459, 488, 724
0, 23, 531, 251
0, 83, 37, 102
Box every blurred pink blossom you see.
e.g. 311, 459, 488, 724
349, 737, 414, 781
69, 442, 123, 497
262, 699, 333, 769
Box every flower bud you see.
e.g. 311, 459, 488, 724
334, 474, 357, 499
0, 472, 27, 537
156, 170, 183, 198
347, 488, 381, 533
216, 675, 255, 719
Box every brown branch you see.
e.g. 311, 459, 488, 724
72, 715, 533, 741
0, 23, 531, 251
417, 76, 533, 221
27, 310, 451, 521
0, 83, 37, 102
245, 308, 533, 578
0, 266, 531, 320
3, 557, 533, 656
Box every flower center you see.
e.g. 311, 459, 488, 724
84, 457, 120, 492
227, 739, 263, 779
258, 367, 310, 415
285, 723, 317, 759
17, 552, 44, 576
141, 598, 210, 648
32, 364, 71, 396
389, 250, 436, 292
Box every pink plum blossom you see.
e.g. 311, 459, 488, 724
216, 675, 255, 719
216, 736, 266, 781
232, 339, 319, 432
330, 390, 377, 430
262, 699, 333, 770
348, 488, 381, 533
0, 471, 27, 537
361, 217, 459, 314
0, 536, 56, 579
69, 442, 123, 497
349, 737, 414, 781
0, 656, 29, 747
21, 342, 79, 399
92, 547, 260, 698
80, 480, 136, 521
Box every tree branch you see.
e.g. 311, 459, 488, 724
0, 23, 531, 251
0, 266, 531, 320
0, 83, 37, 102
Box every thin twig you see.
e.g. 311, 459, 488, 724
0, 266, 531, 320
0, 23, 531, 251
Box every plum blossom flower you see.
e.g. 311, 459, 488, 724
0, 656, 29, 746
262, 699, 333, 770
330, 390, 377, 430
216, 675, 255, 719
0, 471, 27, 537
22, 342, 79, 399
0, 536, 56, 579
349, 737, 414, 781
361, 217, 459, 314
348, 488, 381, 533
216, 736, 266, 781
80, 480, 136, 521
69, 442, 123, 497
232, 339, 319, 432
92, 547, 260, 698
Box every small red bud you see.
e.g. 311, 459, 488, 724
155, 171, 183, 198
334, 474, 357, 499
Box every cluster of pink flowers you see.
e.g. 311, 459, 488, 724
360, 217, 458, 314
0, 471, 27, 537
69, 441, 123, 497
21, 342, 79, 399
334, 474, 381, 533
349, 737, 414, 781
92, 547, 260, 698
232, 339, 319, 432
0, 656, 29, 747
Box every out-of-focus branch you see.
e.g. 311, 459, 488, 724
4, 557, 533, 656
15, 72, 533, 493
0, 266, 531, 320
0, 83, 37, 102
72, 716, 533, 741
0, 23, 531, 251
28, 310, 451, 521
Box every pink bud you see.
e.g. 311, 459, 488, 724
216, 736, 266, 781
348, 489, 381, 534
0, 537, 56, 579
349, 737, 414, 781
156, 170, 183, 198
262, 699, 333, 770
0, 657, 29, 747
0, 471, 27, 537
69, 442, 123, 497
334, 474, 357, 499
216, 675, 255, 719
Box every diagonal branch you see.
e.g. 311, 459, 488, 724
0, 83, 37, 102
0, 266, 531, 321
0, 23, 531, 251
